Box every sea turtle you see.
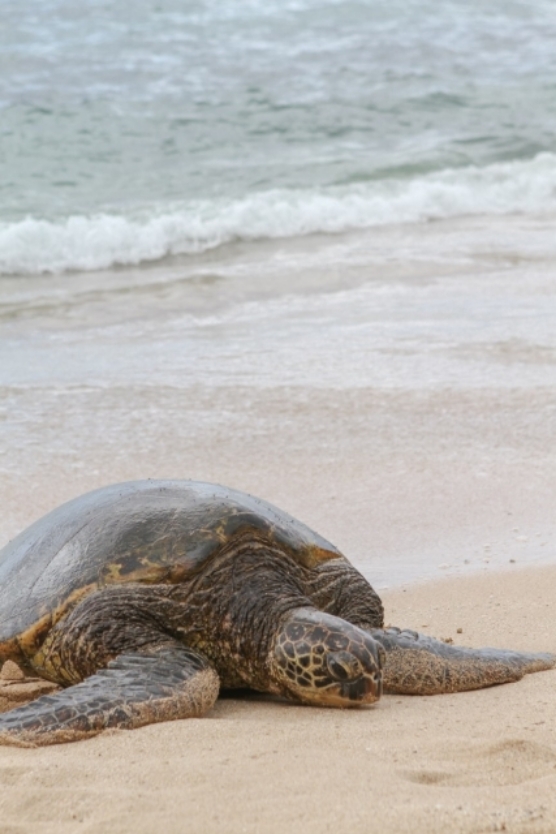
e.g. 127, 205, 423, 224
0, 480, 553, 747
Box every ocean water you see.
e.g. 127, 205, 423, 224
2, 0, 556, 273
2, 0, 556, 583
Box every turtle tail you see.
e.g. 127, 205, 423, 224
371, 627, 556, 695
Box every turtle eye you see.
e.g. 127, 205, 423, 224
326, 651, 361, 681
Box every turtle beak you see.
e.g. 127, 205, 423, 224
327, 648, 383, 704
340, 669, 382, 703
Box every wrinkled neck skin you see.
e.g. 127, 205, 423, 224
170, 543, 315, 693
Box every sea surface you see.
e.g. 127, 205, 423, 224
2, 0, 556, 273
2, 0, 556, 583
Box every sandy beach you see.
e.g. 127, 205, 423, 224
0, 567, 555, 834
1, 373, 556, 833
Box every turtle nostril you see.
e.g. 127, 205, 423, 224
326, 651, 360, 681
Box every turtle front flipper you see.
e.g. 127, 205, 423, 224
371, 628, 556, 695
0, 645, 219, 747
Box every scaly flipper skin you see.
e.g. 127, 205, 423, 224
0, 645, 219, 747
370, 628, 556, 695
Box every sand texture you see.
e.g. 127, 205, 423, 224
0, 566, 554, 834
0, 662, 59, 713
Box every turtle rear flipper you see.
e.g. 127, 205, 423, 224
372, 628, 556, 695
0, 644, 219, 747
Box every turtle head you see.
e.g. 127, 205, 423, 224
270, 609, 383, 707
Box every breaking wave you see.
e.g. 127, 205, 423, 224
2, 153, 556, 274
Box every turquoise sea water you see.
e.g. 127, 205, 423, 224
2, 0, 556, 273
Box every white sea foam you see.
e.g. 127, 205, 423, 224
2, 153, 556, 275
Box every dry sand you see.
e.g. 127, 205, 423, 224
1, 381, 555, 833
0, 567, 554, 834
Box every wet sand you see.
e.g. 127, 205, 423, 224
2, 383, 556, 585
